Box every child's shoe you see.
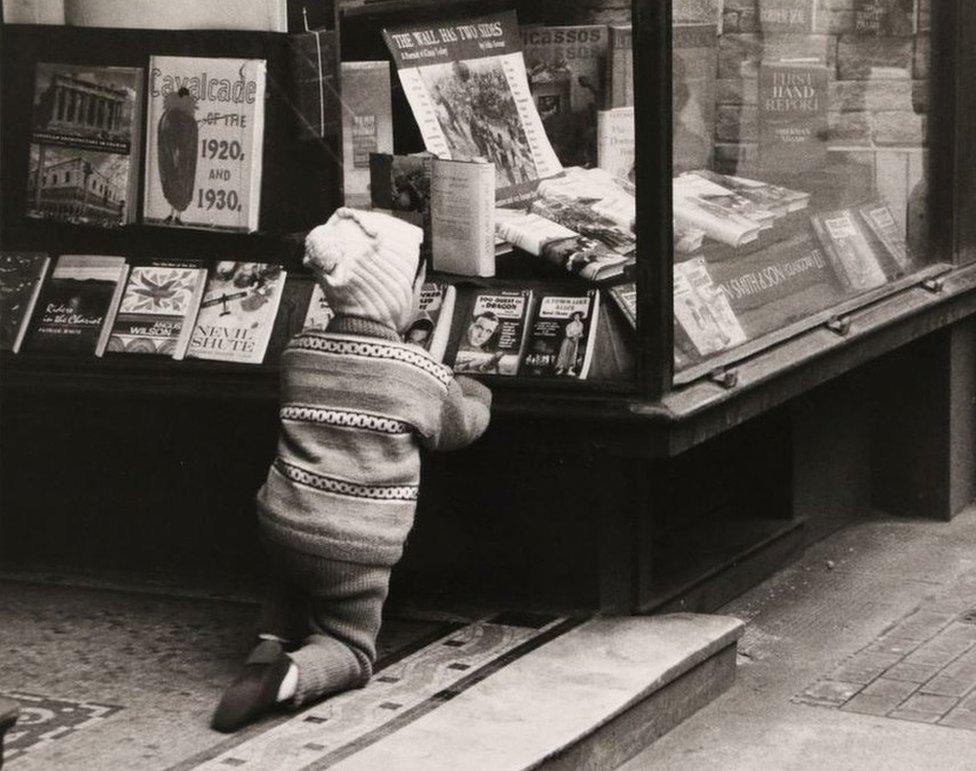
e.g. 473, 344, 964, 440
211, 639, 293, 733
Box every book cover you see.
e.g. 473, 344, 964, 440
858, 200, 913, 272
605, 25, 633, 109
341, 61, 394, 209
521, 290, 600, 379
597, 107, 635, 182
758, 60, 829, 173
369, 152, 433, 261
853, 0, 915, 36
143, 56, 267, 233
521, 24, 608, 167
452, 289, 533, 376
290, 28, 339, 140
267, 274, 317, 361
676, 172, 779, 230
382, 10, 562, 204
608, 282, 637, 330
494, 208, 632, 282
810, 207, 891, 292
673, 257, 748, 357
758, 0, 820, 33
0, 252, 51, 353
27, 63, 143, 228
430, 158, 496, 277
405, 282, 457, 363
187, 262, 286, 364
26, 254, 127, 354
61, 0, 288, 30
673, 175, 763, 248
103, 261, 208, 359
303, 283, 335, 332
673, 23, 718, 174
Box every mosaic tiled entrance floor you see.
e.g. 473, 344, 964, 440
795, 572, 976, 730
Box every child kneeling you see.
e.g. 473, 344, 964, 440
212, 208, 492, 732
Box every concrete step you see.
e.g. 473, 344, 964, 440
191, 612, 744, 771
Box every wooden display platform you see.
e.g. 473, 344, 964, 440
181, 613, 744, 771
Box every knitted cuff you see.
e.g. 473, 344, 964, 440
288, 635, 367, 707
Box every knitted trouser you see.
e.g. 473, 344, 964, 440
259, 537, 391, 707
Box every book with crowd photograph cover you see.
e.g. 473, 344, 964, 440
382, 10, 562, 204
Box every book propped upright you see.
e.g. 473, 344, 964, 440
605, 25, 633, 109
102, 260, 208, 359
521, 290, 600, 379
597, 107, 635, 182
27, 62, 143, 228
451, 289, 533, 376
430, 158, 496, 277
673, 257, 748, 358
26, 254, 128, 355
810, 205, 899, 292
187, 262, 287, 365
405, 283, 457, 364
758, 58, 829, 174
303, 284, 335, 332
143, 56, 267, 233
0, 252, 51, 353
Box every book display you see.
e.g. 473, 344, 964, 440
1, 0, 974, 629
0, 0, 962, 398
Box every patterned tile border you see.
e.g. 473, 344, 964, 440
2, 692, 123, 764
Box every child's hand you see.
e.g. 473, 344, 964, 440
456, 376, 492, 408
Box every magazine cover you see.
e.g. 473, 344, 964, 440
521, 291, 600, 379
673, 257, 748, 357
27, 63, 143, 228
452, 289, 532, 376
187, 262, 286, 364
0, 252, 51, 353
405, 282, 457, 363
143, 56, 266, 232
341, 61, 394, 208
495, 208, 632, 282
26, 254, 128, 354
521, 24, 607, 167
382, 10, 562, 203
103, 262, 208, 358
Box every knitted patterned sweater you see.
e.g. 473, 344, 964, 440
256, 316, 492, 567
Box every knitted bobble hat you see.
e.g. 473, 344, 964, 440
304, 208, 425, 331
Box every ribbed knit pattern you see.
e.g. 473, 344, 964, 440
304, 208, 425, 330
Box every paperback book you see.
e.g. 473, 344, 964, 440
27, 62, 143, 228
26, 254, 128, 355
521, 24, 608, 167
521, 290, 600, 379
143, 56, 267, 233
810, 205, 899, 291
673, 174, 763, 248
673, 257, 748, 358
452, 289, 533, 376
382, 10, 562, 203
430, 158, 496, 277
342, 61, 394, 208
608, 282, 637, 330
695, 170, 810, 216
0, 252, 51, 353
858, 200, 913, 273
405, 282, 457, 363
187, 262, 286, 364
495, 208, 632, 282
676, 172, 779, 231
757, 0, 820, 33
102, 261, 208, 359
